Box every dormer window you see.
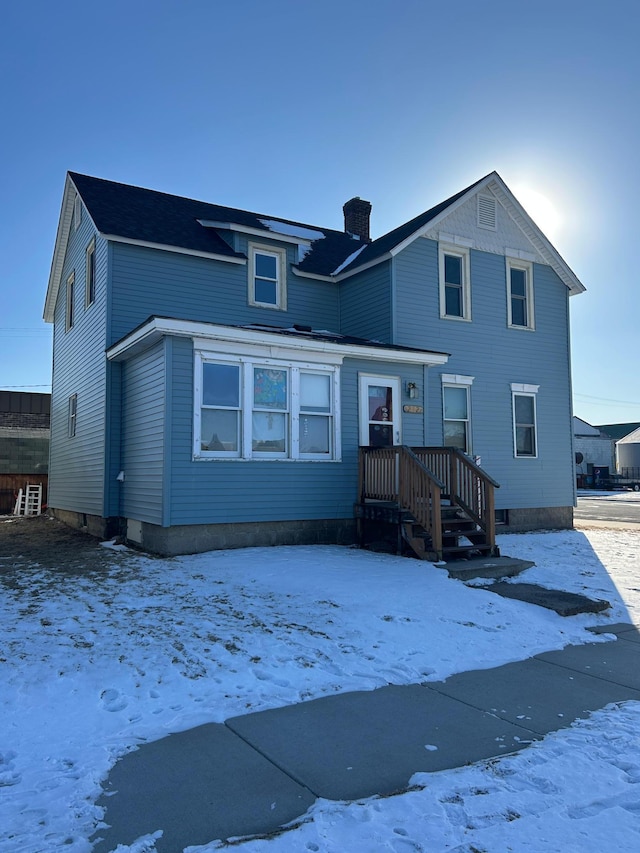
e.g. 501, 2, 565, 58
248, 244, 287, 310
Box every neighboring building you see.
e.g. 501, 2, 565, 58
573, 416, 615, 474
0, 391, 50, 514
616, 427, 640, 473
43, 171, 585, 554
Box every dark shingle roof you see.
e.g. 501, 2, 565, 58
594, 423, 640, 442
69, 172, 486, 279
70, 172, 363, 276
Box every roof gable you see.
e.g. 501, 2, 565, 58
337, 172, 585, 295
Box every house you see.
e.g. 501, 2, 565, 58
43, 171, 585, 556
0, 391, 50, 514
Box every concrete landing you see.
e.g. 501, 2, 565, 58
486, 582, 610, 616
444, 555, 534, 581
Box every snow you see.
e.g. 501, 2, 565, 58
257, 220, 325, 242
1, 527, 640, 851
331, 243, 367, 275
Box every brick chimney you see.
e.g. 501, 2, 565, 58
343, 197, 372, 242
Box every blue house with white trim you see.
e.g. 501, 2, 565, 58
44, 172, 585, 556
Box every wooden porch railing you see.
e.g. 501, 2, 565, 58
359, 446, 500, 556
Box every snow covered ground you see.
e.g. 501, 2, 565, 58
1, 521, 640, 852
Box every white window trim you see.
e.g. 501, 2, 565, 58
85, 237, 96, 307
248, 243, 287, 310
511, 383, 539, 459
442, 377, 473, 454
507, 257, 535, 330
194, 351, 341, 461
65, 271, 75, 331
439, 243, 471, 321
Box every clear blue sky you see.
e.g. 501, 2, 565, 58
1, 0, 638, 425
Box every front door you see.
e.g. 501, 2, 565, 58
359, 375, 401, 447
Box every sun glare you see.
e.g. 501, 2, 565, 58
512, 185, 563, 242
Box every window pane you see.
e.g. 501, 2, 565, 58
516, 426, 534, 455
444, 254, 461, 285
301, 373, 330, 412
201, 409, 238, 451
300, 415, 330, 453
444, 421, 467, 451
510, 268, 527, 296
255, 253, 277, 279
515, 395, 534, 423
511, 297, 526, 326
252, 412, 286, 452
254, 278, 277, 304
444, 386, 467, 419
369, 422, 393, 446
203, 363, 239, 407
445, 284, 462, 316
368, 385, 392, 421
254, 368, 287, 408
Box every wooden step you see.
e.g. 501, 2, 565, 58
442, 543, 494, 559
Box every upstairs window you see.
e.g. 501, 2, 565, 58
511, 384, 539, 457
248, 244, 287, 310
85, 238, 96, 306
507, 258, 534, 329
65, 272, 75, 331
439, 244, 471, 320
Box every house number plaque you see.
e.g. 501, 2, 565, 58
403, 405, 423, 414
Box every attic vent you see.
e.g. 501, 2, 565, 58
477, 194, 497, 230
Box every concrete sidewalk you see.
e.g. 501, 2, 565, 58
91, 623, 640, 853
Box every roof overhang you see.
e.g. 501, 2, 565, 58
106, 317, 450, 367
43, 174, 78, 323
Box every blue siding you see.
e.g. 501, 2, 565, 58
339, 260, 392, 340
121, 341, 166, 524
158, 338, 425, 525
48, 212, 108, 515
393, 240, 574, 509
109, 241, 340, 346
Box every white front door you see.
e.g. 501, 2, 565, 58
359, 375, 401, 447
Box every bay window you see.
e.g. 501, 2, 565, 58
195, 353, 339, 460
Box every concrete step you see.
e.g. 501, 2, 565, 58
444, 556, 533, 581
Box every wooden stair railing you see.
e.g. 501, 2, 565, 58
359, 446, 500, 559
359, 446, 445, 557
411, 448, 500, 550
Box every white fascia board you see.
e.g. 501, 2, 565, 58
106, 317, 449, 367
284, 251, 394, 284
487, 175, 586, 295
335, 251, 393, 281
100, 234, 247, 264
197, 220, 308, 247
291, 267, 337, 283
44, 174, 95, 323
